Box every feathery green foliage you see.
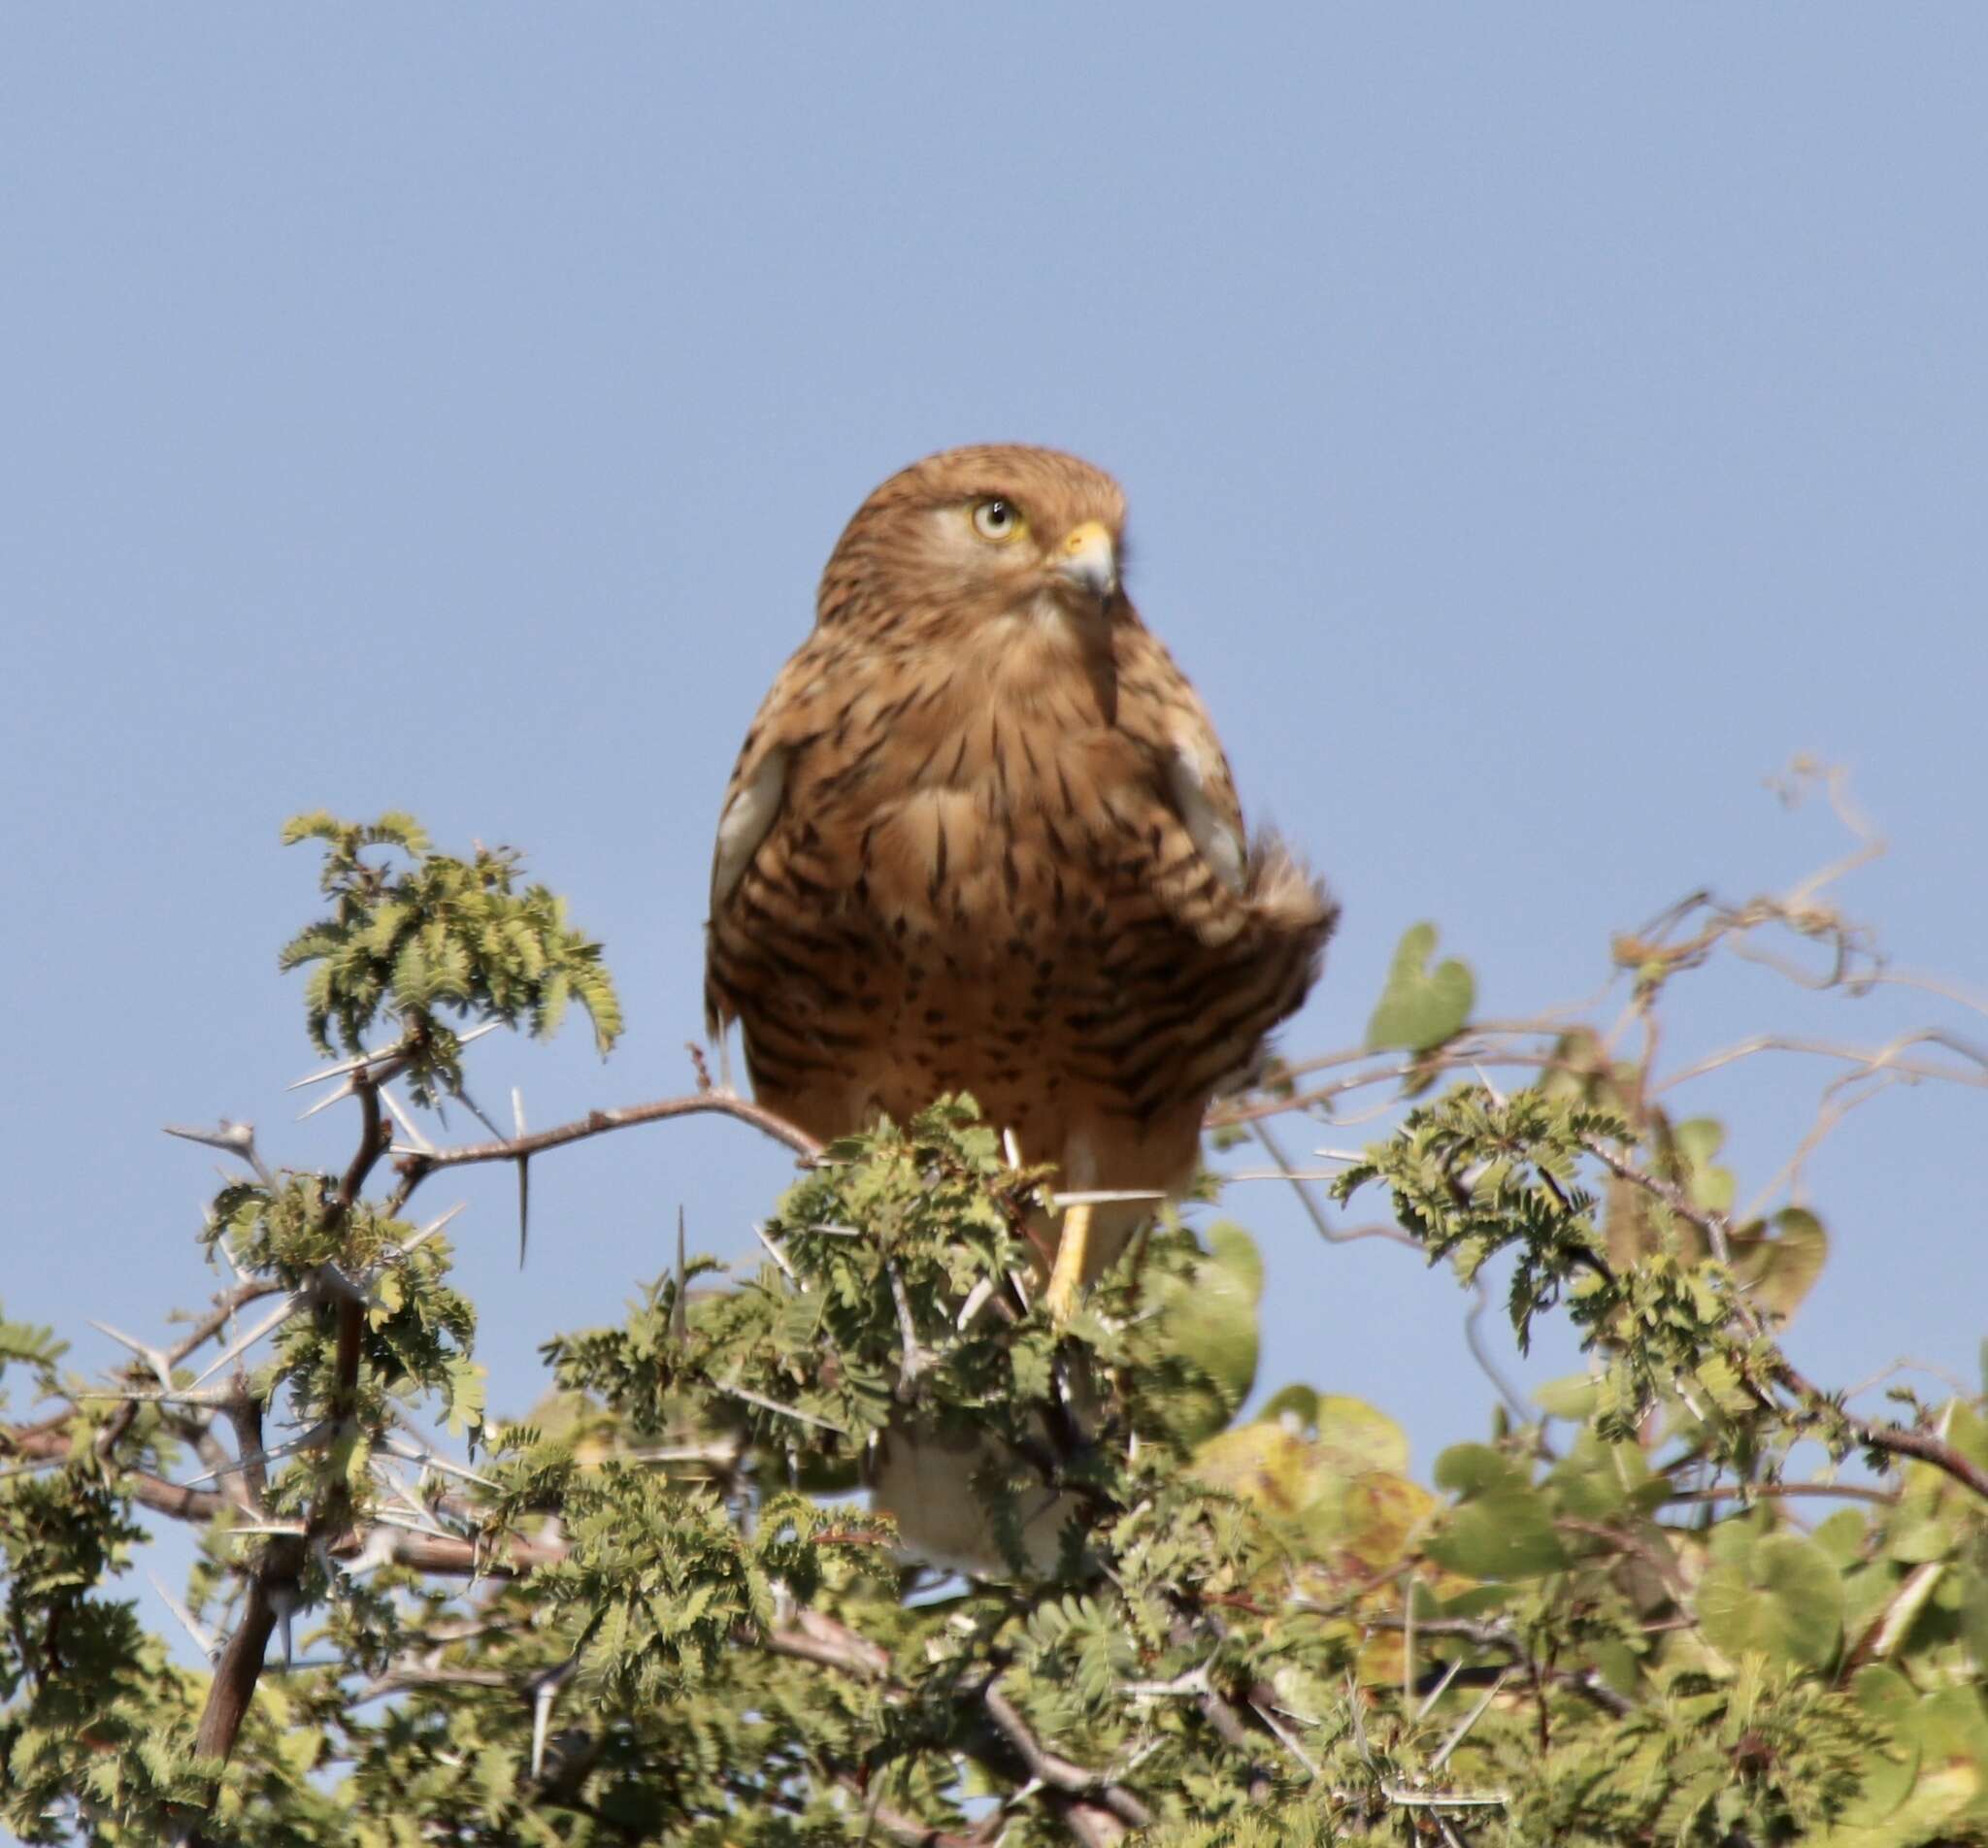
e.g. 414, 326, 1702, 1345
279, 809, 621, 1105
6, 808, 1987, 1846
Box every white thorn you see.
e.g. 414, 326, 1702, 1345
1430, 1669, 1511, 1772
75, 1385, 234, 1408
283, 1022, 496, 1093
398, 1202, 467, 1257
752, 1222, 797, 1281
956, 1276, 997, 1331
149, 1572, 221, 1663
371, 1461, 451, 1535
179, 1419, 332, 1490
187, 1294, 308, 1390
379, 1434, 499, 1491
1047, 1188, 1165, 1207
532, 1681, 552, 1779
368, 1507, 460, 1538
712, 1376, 845, 1434
670, 1208, 690, 1344
528, 1661, 575, 1780
287, 1040, 408, 1091
88, 1321, 174, 1391
378, 1086, 434, 1153
296, 1077, 356, 1121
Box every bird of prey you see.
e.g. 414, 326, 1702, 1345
706, 444, 1335, 1559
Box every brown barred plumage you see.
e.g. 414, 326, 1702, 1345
706, 446, 1336, 1300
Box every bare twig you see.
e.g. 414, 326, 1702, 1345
399, 1090, 818, 1188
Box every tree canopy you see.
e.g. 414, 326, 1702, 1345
5, 769, 1987, 1846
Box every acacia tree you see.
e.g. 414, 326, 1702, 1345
4, 771, 1987, 1846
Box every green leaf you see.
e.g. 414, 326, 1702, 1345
1309, 1395, 1410, 1479
1946, 1398, 1988, 1473
1363, 922, 1474, 1052
1257, 1384, 1319, 1432
1670, 1116, 1737, 1214
1696, 1533, 1844, 1669
1547, 1428, 1649, 1520
1147, 1224, 1262, 1441
1432, 1443, 1527, 1499
1531, 1372, 1600, 1421
1726, 1206, 1830, 1319
1425, 1483, 1568, 1580
1810, 1507, 1870, 1568
1426, 1445, 1568, 1579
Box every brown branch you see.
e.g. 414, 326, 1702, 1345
1358, 1614, 1633, 1719
192, 1563, 297, 1760
338, 1079, 392, 1211
1209, 1047, 1570, 1129
1654, 1031, 1988, 1097
394, 1090, 819, 1205
191, 1075, 397, 1777
1792, 1389, 1988, 1502
0, 1422, 568, 1577
844, 1787, 986, 1848
1189, 1674, 1276, 1805
1662, 1480, 1898, 1508
1553, 1516, 1686, 1597
82, 1277, 288, 1474
164, 1278, 290, 1370
760, 1607, 892, 1679
977, 1680, 1150, 1844
355, 1665, 520, 1702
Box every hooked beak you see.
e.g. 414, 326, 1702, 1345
1055, 519, 1119, 603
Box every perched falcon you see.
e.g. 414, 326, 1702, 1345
706, 445, 1336, 1559
708, 445, 1335, 1290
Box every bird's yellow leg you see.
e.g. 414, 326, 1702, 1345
1044, 1200, 1093, 1323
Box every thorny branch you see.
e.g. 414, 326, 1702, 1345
390, 1088, 820, 1209
1350, 1613, 1633, 1719
189, 1072, 396, 1775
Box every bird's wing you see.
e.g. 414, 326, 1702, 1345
704, 636, 848, 1041
711, 744, 789, 911
707, 631, 852, 917
1161, 711, 1247, 896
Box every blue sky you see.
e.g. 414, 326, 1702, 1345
6, 5, 1985, 1627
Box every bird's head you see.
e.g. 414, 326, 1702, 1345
817, 444, 1130, 637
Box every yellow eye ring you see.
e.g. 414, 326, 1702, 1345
971, 497, 1027, 544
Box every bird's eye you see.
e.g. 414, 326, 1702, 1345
971, 497, 1026, 543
